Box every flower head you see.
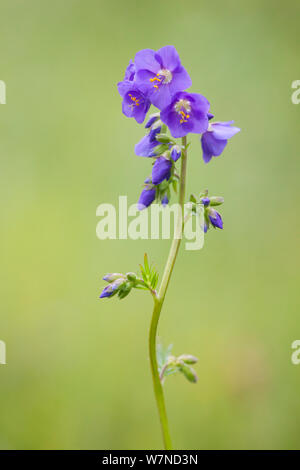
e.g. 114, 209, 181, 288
160, 92, 210, 138
137, 187, 156, 210
117, 81, 150, 124
134, 46, 192, 110
152, 157, 172, 185
201, 120, 240, 163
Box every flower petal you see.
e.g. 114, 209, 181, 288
211, 122, 240, 140
156, 45, 181, 71
135, 49, 159, 73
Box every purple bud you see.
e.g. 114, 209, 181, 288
145, 115, 159, 129
208, 209, 223, 229
201, 197, 210, 206
100, 279, 123, 298
137, 187, 156, 210
144, 177, 151, 184
152, 157, 172, 185
170, 145, 181, 162
161, 195, 169, 206
207, 112, 214, 120
149, 126, 161, 142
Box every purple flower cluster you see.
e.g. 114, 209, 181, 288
117, 45, 240, 212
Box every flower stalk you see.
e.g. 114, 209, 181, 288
148, 136, 187, 450
100, 45, 240, 449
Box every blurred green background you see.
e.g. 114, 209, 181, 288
0, 0, 299, 450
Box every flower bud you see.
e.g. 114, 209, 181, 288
161, 195, 169, 207
201, 197, 210, 207
207, 207, 223, 229
199, 189, 208, 198
126, 272, 137, 282
149, 126, 161, 142
118, 281, 132, 299
152, 144, 169, 156
100, 278, 124, 299
144, 113, 159, 128
178, 354, 198, 365
138, 187, 156, 210
179, 363, 198, 383
152, 157, 172, 185
156, 134, 171, 144
103, 273, 124, 283
170, 145, 181, 162
209, 196, 224, 206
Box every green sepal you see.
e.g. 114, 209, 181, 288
156, 134, 172, 144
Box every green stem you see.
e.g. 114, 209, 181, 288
148, 136, 188, 450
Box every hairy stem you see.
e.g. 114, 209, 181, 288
148, 136, 188, 450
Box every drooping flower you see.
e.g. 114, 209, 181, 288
117, 81, 151, 124
137, 187, 156, 210
152, 157, 172, 185
201, 121, 240, 163
134, 46, 192, 110
160, 92, 210, 138
135, 126, 161, 157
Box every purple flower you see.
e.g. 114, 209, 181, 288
100, 279, 123, 298
134, 46, 192, 110
124, 60, 135, 81
135, 126, 161, 157
170, 144, 181, 162
208, 208, 223, 229
201, 121, 240, 163
160, 91, 210, 138
117, 81, 150, 124
152, 157, 172, 185
137, 187, 156, 210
